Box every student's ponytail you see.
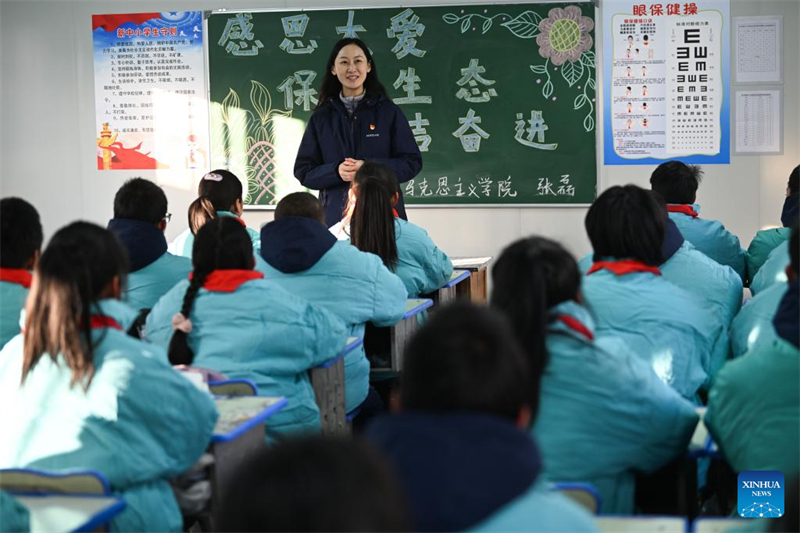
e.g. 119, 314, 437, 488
188, 169, 246, 235
350, 162, 399, 270
188, 196, 216, 236
167, 268, 208, 366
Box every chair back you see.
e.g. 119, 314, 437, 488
208, 379, 257, 396
0, 468, 110, 496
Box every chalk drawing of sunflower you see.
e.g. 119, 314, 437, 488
536, 6, 594, 65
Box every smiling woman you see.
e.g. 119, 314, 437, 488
293, 38, 423, 227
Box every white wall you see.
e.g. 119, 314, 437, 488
1, 0, 797, 270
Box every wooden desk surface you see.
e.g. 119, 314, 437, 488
404, 298, 433, 318
443, 270, 471, 288
16, 494, 125, 533
212, 396, 286, 442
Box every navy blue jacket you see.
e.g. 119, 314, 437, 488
294, 93, 423, 227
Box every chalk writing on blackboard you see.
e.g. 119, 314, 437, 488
453, 109, 490, 152
387, 9, 427, 59
219, 13, 263, 56
409, 113, 432, 152
394, 68, 433, 104
456, 59, 498, 103
514, 111, 558, 150
404, 175, 519, 199
336, 11, 367, 39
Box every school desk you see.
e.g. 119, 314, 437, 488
424, 270, 471, 305
687, 407, 721, 459
391, 299, 433, 372
310, 336, 363, 436
451, 257, 492, 303
14, 494, 125, 533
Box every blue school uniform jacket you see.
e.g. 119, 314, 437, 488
145, 270, 347, 437
0, 298, 218, 533
169, 211, 261, 259
294, 94, 423, 227
533, 301, 699, 515
749, 240, 789, 296
746, 227, 790, 283
730, 282, 787, 358
0, 270, 30, 349
393, 218, 453, 297
582, 264, 721, 399
667, 204, 746, 280
0, 491, 29, 533
260, 217, 407, 412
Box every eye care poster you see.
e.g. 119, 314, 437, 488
602, 1, 730, 165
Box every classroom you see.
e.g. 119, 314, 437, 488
0, 0, 798, 531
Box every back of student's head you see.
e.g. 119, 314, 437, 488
274, 192, 325, 224
188, 169, 244, 234
350, 162, 399, 270
649, 160, 703, 204
22, 221, 128, 389
790, 223, 799, 277
168, 217, 253, 365
585, 184, 665, 266
401, 302, 534, 423
789, 166, 799, 196
113, 178, 167, 225
491, 237, 581, 386
215, 436, 409, 532
0, 197, 43, 269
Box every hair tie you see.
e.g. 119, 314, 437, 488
203, 172, 223, 182
172, 313, 193, 334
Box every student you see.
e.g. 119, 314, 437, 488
705, 226, 799, 475
581, 185, 721, 400
0, 198, 42, 349
169, 169, 260, 258
731, 225, 798, 358
107, 178, 191, 311
650, 161, 746, 280
746, 166, 798, 280
750, 239, 790, 295
259, 192, 407, 415
0, 491, 29, 532
491, 237, 698, 515
0, 222, 218, 532
147, 217, 346, 438
215, 436, 409, 532
342, 162, 452, 297
366, 303, 596, 532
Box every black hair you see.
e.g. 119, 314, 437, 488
649, 160, 703, 204
401, 302, 534, 423
586, 185, 665, 266
113, 178, 168, 225
188, 169, 244, 235
788, 165, 799, 195
316, 38, 389, 109
22, 222, 128, 389
791, 224, 799, 276
0, 197, 43, 269
215, 436, 409, 532
275, 192, 325, 223
350, 162, 399, 270
168, 217, 253, 365
490, 237, 581, 400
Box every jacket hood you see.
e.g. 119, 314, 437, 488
366, 412, 541, 532
260, 217, 336, 273
773, 279, 799, 349
781, 194, 798, 228
107, 218, 167, 272
662, 217, 685, 262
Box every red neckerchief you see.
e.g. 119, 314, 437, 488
190, 269, 264, 292
232, 217, 247, 227
667, 204, 699, 218
0, 268, 33, 289
392, 208, 399, 218
587, 259, 662, 276
557, 315, 594, 341
89, 315, 123, 331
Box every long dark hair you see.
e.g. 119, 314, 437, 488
188, 169, 244, 235
349, 162, 398, 270
168, 217, 254, 365
317, 38, 389, 108
22, 222, 128, 389
490, 237, 581, 390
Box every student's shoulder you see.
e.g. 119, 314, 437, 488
159, 251, 192, 270
395, 218, 432, 242
672, 242, 742, 285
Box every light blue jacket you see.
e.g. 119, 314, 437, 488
746, 227, 790, 283
0, 491, 29, 533
169, 211, 261, 259
469, 482, 598, 532
668, 204, 746, 281
393, 219, 453, 297
0, 281, 27, 349
146, 273, 347, 438
749, 241, 789, 296
582, 268, 721, 400
0, 299, 218, 533
730, 282, 787, 358
125, 252, 191, 311
260, 241, 407, 412
533, 301, 699, 515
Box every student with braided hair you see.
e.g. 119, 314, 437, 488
147, 217, 347, 439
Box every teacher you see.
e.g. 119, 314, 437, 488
294, 38, 423, 227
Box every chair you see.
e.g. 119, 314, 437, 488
594, 516, 687, 533
693, 517, 749, 533
0, 468, 110, 495
208, 379, 258, 397
549, 482, 602, 514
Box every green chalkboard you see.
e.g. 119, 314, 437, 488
208, 3, 597, 206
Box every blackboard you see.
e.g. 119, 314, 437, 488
208, 3, 597, 206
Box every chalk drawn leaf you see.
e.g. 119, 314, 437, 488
574, 93, 588, 110
561, 60, 584, 87
442, 13, 460, 25
482, 18, 493, 34
584, 113, 595, 132
500, 11, 542, 39
587, 77, 596, 90
530, 64, 547, 74
250, 80, 272, 124
543, 79, 553, 99
581, 50, 596, 68
461, 18, 471, 33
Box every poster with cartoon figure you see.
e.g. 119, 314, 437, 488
93, 11, 207, 170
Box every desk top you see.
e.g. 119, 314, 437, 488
16, 494, 125, 533
687, 407, 719, 458
404, 299, 434, 319
315, 337, 363, 369
451, 257, 492, 270
212, 396, 287, 443
443, 270, 471, 288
